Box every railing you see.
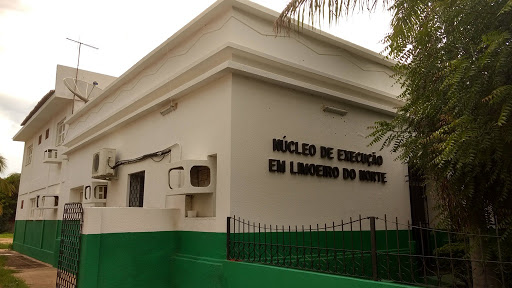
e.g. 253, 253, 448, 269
227, 215, 512, 287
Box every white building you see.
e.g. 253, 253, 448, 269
12, 1, 426, 287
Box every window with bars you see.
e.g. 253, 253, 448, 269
129, 171, 145, 207
25, 144, 33, 166
55, 118, 66, 146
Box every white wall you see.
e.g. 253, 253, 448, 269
16, 1, 408, 233
15, 65, 117, 221
230, 74, 410, 227
16, 105, 70, 221
64, 9, 234, 144
64, 74, 233, 232
227, 7, 400, 104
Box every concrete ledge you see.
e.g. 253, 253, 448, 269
82, 207, 180, 234
223, 260, 414, 288
12, 242, 57, 267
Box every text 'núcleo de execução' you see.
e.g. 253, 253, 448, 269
268, 138, 387, 184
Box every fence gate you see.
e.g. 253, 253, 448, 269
56, 203, 84, 288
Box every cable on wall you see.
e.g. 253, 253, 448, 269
108, 147, 172, 170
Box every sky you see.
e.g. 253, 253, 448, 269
0, 0, 392, 177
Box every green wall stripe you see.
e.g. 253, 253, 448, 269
14, 220, 415, 288
13, 220, 61, 267
78, 230, 414, 288
223, 260, 414, 288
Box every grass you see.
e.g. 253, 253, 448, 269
0, 256, 29, 288
0, 243, 12, 249
0, 233, 13, 239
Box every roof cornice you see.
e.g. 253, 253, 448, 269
65, 0, 395, 126
62, 44, 400, 154
20, 90, 55, 126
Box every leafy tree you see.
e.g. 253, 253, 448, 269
276, 0, 512, 286
0, 155, 17, 232
0, 155, 14, 201
0, 173, 20, 232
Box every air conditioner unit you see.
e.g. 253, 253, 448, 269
83, 181, 108, 206
92, 148, 116, 180
167, 158, 216, 196
43, 148, 62, 164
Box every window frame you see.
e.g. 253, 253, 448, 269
55, 118, 66, 146
25, 144, 33, 166
29, 198, 36, 219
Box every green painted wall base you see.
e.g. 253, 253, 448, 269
223, 260, 413, 288
13, 220, 61, 267
13, 220, 415, 288
78, 230, 415, 288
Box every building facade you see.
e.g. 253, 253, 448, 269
12, 1, 423, 287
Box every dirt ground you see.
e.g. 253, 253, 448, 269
0, 238, 12, 244
0, 239, 57, 288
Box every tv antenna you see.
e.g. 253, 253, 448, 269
66, 38, 98, 81
66, 38, 100, 112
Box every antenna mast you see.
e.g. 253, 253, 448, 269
66, 38, 98, 113
66, 38, 98, 81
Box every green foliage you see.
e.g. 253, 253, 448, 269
0, 243, 11, 250
275, 0, 390, 32
434, 242, 470, 286
370, 1, 512, 236
0, 155, 14, 211
277, 1, 512, 286
0, 233, 13, 239
277, 0, 512, 236
0, 174, 20, 233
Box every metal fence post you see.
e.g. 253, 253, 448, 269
227, 217, 231, 260
370, 216, 378, 281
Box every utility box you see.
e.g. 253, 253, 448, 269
92, 148, 116, 180
43, 148, 62, 164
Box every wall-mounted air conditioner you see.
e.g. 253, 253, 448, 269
92, 148, 116, 180
167, 158, 216, 196
43, 148, 62, 164
83, 181, 108, 206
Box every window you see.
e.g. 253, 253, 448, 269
55, 119, 66, 146
95, 185, 107, 200
168, 167, 185, 189
25, 144, 33, 166
20, 200, 23, 209
45, 128, 49, 139
129, 171, 145, 207
30, 198, 36, 218
190, 166, 211, 187
38, 135, 42, 145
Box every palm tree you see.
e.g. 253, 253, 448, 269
276, 2, 512, 287
274, 0, 387, 34
0, 155, 14, 215
0, 155, 6, 174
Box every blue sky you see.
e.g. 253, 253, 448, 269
0, 0, 391, 177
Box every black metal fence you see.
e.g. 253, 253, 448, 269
227, 215, 512, 287
56, 203, 84, 288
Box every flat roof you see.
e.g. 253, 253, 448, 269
20, 90, 55, 126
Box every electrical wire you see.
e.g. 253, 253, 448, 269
108, 147, 172, 170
